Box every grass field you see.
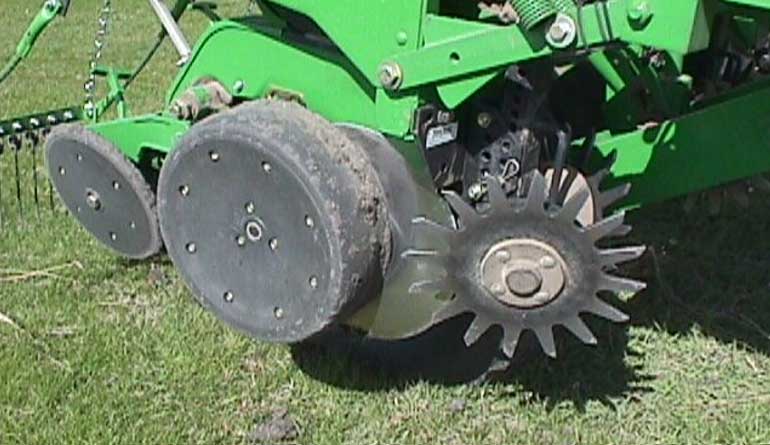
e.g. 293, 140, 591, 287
2, 1, 770, 444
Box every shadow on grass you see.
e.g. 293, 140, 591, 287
292, 314, 653, 411
624, 198, 770, 355
292, 198, 770, 408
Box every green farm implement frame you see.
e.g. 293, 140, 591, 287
3, 0, 770, 374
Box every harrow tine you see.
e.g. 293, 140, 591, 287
0, 137, 4, 227
42, 129, 55, 212
27, 132, 41, 219
10, 135, 23, 219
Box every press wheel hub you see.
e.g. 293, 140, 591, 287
480, 239, 567, 308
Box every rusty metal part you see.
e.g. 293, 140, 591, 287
170, 78, 234, 121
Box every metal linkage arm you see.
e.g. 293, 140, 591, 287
0, 0, 69, 85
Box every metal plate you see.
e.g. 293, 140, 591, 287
45, 125, 161, 259
158, 137, 334, 343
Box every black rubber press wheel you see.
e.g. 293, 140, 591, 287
158, 100, 390, 343
45, 124, 162, 260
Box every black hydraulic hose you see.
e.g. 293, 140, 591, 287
0, 54, 22, 86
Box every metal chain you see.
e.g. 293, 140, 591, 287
84, 0, 112, 118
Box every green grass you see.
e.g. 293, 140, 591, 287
2, 2, 770, 444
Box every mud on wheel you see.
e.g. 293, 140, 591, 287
157, 100, 391, 343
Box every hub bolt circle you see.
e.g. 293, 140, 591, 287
540, 256, 557, 269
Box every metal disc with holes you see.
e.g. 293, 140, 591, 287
158, 101, 389, 344
45, 124, 162, 259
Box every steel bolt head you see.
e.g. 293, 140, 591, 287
186, 242, 197, 254
477, 112, 493, 129
540, 256, 557, 269
224, 291, 234, 303
490, 284, 506, 295
467, 182, 485, 201
547, 14, 577, 48
379, 63, 404, 90
305, 215, 314, 228
273, 307, 284, 319
179, 185, 190, 197
309, 276, 318, 289
495, 250, 511, 263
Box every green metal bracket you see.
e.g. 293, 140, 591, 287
90, 66, 133, 121
89, 114, 190, 162
600, 78, 770, 207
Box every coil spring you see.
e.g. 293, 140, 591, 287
551, 0, 576, 12
510, 0, 557, 30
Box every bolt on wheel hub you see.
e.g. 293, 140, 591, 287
480, 239, 566, 308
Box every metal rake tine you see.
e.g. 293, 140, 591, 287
28, 133, 41, 220
41, 130, 55, 213
0, 138, 4, 228
11, 136, 23, 219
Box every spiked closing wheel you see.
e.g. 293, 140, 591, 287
158, 101, 390, 344
45, 124, 162, 259
405, 170, 646, 359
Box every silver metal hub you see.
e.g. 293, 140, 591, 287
85, 189, 101, 211
480, 239, 567, 308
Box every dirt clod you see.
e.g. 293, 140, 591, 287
249, 408, 299, 444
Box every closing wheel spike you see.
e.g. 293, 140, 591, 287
486, 179, 510, 210
525, 172, 547, 212
598, 274, 647, 294
442, 191, 480, 229
586, 297, 630, 323
557, 188, 590, 223
586, 212, 627, 242
533, 326, 557, 358
562, 316, 598, 345
501, 326, 523, 358
599, 246, 647, 268
464, 315, 494, 346
598, 183, 632, 209
405, 169, 645, 362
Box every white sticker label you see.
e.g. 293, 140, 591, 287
425, 123, 459, 150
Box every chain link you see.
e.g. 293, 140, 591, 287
83, 0, 112, 118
